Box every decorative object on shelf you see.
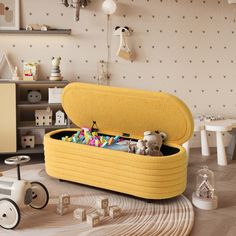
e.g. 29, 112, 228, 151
12, 66, 20, 80
21, 135, 35, 148
57, 193, 70, 216
35, 107, 52, 126
55, 110, 67, 126
23, 62, 38, 81
192, 166, 218, 210
49, 57, 62, 81
102, 0, 117, 15
0, 0, 20, 30
97, 60, 109, 85
0, 52, 13, 80
115, 26, 132, 61
27, 90, 42, 104
61, 0, 91, 21
26, 24, 49, 31
48, 87, 63, 103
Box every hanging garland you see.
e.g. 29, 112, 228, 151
61, 0, 91, 21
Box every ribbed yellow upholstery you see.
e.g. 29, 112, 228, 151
44, 83, 194, 199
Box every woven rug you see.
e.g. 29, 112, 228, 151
1, 164, 194, 236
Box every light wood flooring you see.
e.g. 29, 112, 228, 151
0, 149, 235, 236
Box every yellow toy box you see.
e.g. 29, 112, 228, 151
44, 83, 193, 199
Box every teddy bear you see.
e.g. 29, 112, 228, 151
135, 139, 146, 155
143, 131, 167, 156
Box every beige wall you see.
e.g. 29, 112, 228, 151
1, 0, 235, 146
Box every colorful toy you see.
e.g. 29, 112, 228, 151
0, 156, 49, 229
86, 212, 100, 227
23, 62, 38, 81
73, 208, 86, 221
49, 57, 62, 81
57, 193, 70, 216
21, 135, 35, 148
61, 128, 122, 149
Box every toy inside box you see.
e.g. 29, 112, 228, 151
44, 83, 194, 200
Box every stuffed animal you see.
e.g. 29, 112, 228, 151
136, 140, 146, 155
128, 141, 136, 154
145, 142, 163, 156
143, 131, 167, 156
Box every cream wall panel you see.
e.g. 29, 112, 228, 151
0, 84, 16, 152
1, 0, 236, 147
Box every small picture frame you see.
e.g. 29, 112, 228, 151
0, 0, 20, 30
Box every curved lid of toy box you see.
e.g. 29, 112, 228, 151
62, 83, 194, 144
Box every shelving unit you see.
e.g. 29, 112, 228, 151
0, 80, 70, 155
0, 29, 71, 35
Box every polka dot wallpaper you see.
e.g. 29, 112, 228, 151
1, 0, 236, 147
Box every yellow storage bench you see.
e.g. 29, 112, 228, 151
44, 83, 194, 200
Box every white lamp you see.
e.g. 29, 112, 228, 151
102, 0, 117, 15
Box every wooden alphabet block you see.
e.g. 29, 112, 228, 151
59, 193, 70, 207
96, 197, 109, 209
87, 213, 100, 227
96, 208, 109, 217
74, 208, 86, 221
56, 205, 69, 216
109, 206, 121, 219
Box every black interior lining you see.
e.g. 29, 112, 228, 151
50, 131, 180, 156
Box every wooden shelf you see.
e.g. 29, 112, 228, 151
0, 80, 69, 84
0, 29, 71, 35
17, 144, 44, 154
17, 101, 62, 107
18, 121, 68, 130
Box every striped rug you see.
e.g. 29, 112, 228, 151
2, 164, 194, 236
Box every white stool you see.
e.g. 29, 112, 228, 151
205, 120, 234, 166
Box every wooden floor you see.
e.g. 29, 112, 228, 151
0, 149, 235, 236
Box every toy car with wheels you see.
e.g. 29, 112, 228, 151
26, 24, 48, 31
0, 155, 49, 230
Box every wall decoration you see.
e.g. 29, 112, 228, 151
0, 0, 19, 30
114, 26, 132, 61
61, 0, 91, 21
2, 0, 236, 147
